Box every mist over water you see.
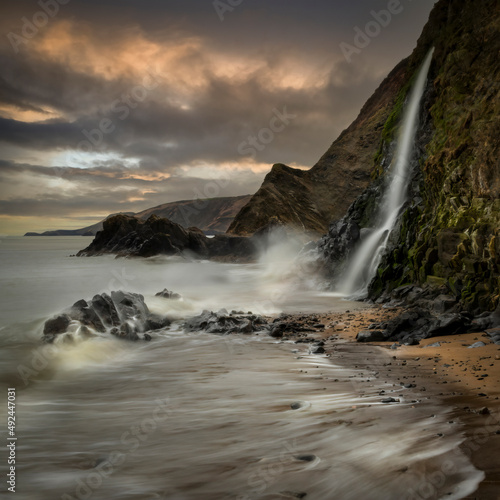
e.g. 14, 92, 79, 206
0, 236, 484, 499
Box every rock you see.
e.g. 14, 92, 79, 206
43, 314, 71, 337
432, 295, 457, 313
486, 327, 500, 345
427, 313, 471, 337
468, 341, 486, 348
478, 407, 490, 415
294, 455, 316, 462
145, 314, 171, 331
310, 345, 325, 354
381, 398, 399, 403
390, 343, 399, 350
184, 309, 268, 335
91, 294, 120, 327
425, 342, 441, 348
402, 337, 420, 346
356, 330, 388, 342
155, 288, 181, 300
270, 322, 287, 338
110, 327, 139, 342
69, 299, 106, 332
42, 291, 170, 343
319, 219, 361, 263
76, 214, 257, 261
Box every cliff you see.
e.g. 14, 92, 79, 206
319, 0, 500, 313
227, 59, 410, 236
77, 214, 257, 261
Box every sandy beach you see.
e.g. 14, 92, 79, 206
277, 305, 500, 499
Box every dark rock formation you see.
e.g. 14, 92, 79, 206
43, 315, 71, 337
227, 58, 410, 236
357, 307, 480, 344
356, 330, 390, 343
42, 291, 170, 343
155, 289, 182, 300
76, 214, 257, 261
183, 309, 269, 335
317, 0, 499, 314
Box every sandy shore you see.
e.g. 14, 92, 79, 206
278, 305, 500, 499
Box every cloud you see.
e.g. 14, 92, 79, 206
0, 0, 438, 233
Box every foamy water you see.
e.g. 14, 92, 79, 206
0, 236, 484, 499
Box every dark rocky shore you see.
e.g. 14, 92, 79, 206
76, 214, 258, 261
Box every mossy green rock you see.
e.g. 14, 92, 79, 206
369, 0, 499, 312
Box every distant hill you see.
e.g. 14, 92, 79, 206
135, 195, 252, 233
24, 196, 251, 236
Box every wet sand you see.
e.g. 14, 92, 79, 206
278, 305, 500, 499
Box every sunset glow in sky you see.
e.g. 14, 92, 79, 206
0, 0, 436, 234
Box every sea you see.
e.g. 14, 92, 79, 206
0, 236, 484, 500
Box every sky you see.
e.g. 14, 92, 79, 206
0, 0, 437, 235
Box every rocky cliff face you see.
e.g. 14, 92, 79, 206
319, 0, 500, 313
227, 59, 410, 236
77, 214, 257, 261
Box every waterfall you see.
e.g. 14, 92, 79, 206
337, 48, 434, 299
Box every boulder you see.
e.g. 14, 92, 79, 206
427, 313, 471, 337
43, 314, 71, 337
69, 299, 106, 332
184, 309, 269, 335
486, 327, 500, 345
155, 288, 182, 300
310, 345, 325, 354
468, 341, 486, 348
41, 291, 171, 343
356, 330, 389, 342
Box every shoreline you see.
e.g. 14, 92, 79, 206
277, 304, 500, 499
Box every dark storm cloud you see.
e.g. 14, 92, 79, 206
0, 0, 438, 231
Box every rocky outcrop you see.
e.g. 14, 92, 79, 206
318, 0, 499, 313
155, 289, 182, 300
227, 58, 410, 237
77, 214, 257, 261
183, 309, 269, 335
356, 302, 500, 345
42, 291, 170, 343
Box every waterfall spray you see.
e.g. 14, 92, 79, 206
338, 48, 434, 298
